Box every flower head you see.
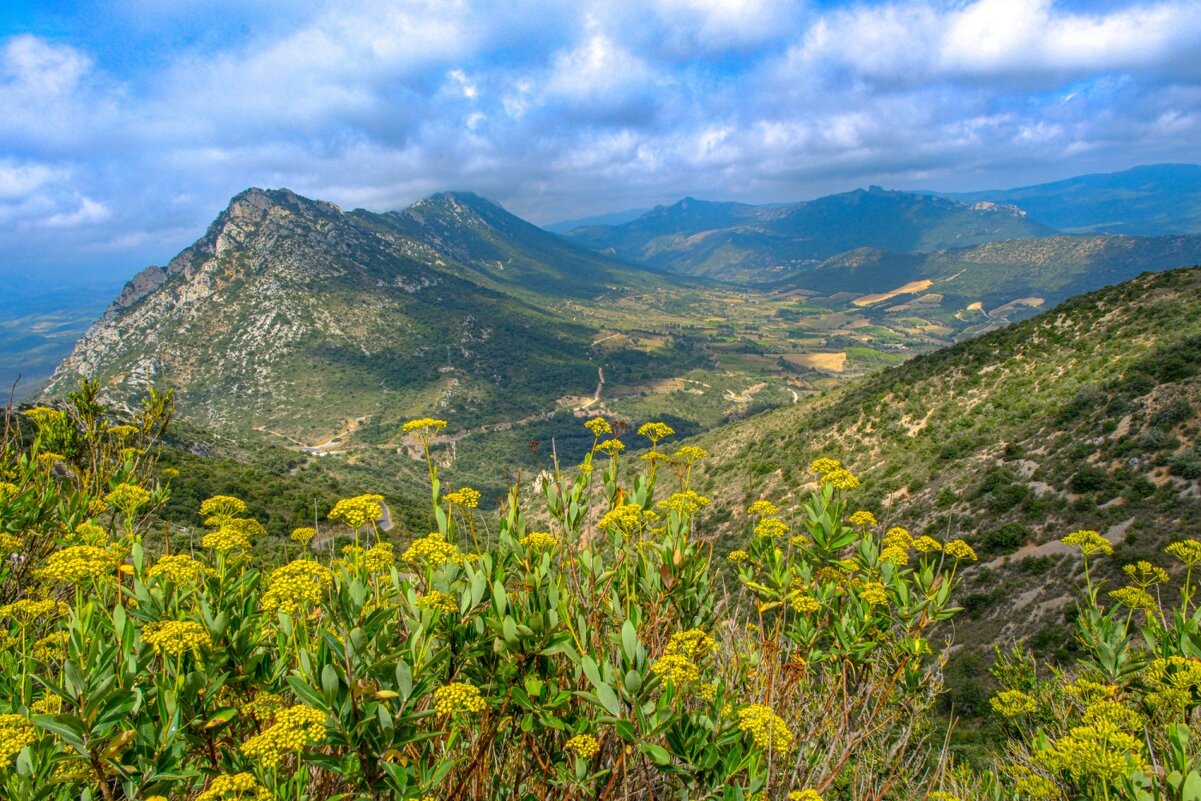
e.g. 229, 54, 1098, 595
329, 494, 384, 530
142, 620, 213, 658
402, 532, 461, 568
104, 483, 152, 514
990, 689, 1038, 718
261, 560, 334, 616
637, 422, 675, 444
38, 545, 117, 584
594, 439, 625, 457
747, 500, 779, 517
196, 773, 271, 801
564, 733, 600, 759
519, 531, 558, 551
147, 554, 214, 586
240, 706, 326, 767
0, 713, 36, 765
290, 527, 317, 547
1063, 529, 1112, 557
584, 417, 612, 437
848, 510, 877, 528
199, 495, 247, 526
433, 682, 487, 716
673, 445, 709, 464
402, 417, 447, 436
944, 539, 977, 561
737, 704, 793, 753
443, 487, 481, 509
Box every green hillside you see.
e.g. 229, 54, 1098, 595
690, 267, 1201, 657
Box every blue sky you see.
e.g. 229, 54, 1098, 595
2, 0, 1200, 283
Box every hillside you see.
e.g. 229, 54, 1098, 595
45, 188, 688, 442
779, 233, 1201, 307
944, 163, 1201, 235
690, 267, 1201, 657
562, 187, 1054, 281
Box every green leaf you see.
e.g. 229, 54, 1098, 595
596, 682, 622, 716
641, 743, 672, 765
621, 619, 638, 663
321, 664, 340, 702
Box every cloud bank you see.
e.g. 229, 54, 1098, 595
2, 0, 1200, 279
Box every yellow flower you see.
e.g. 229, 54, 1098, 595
1037, 719, 1147, 784
913, 535, 943, 553
820, 468, 860, 490
789, 792, 823, 801
0, 713, 36, 764
1109, 585, 1157, 611
104, 483, 152, 514
402, 417, 448, 435
728, 550, 749, 564
444, 487, 481, 508
290, 527, 317, 547
666, 629, 717, 660
1123, 560, 1169, 587
199, 495, 248, 526
196, 773, 271, 801
38, 545, 117, 584
240, 692, 285, 720
1167, 539, 1201, 566
329, 494, 384, 529
737, 704, 793, 753
657, 490, 711, 516
754, 518, 788, 539
147, 554, 213, 585
809, 457, 842, 477
364, 542, 395, 573
652, 653, 701, 685
859, 582, 888, 606
37, 452, 65, 466
747, 499, 779, 517
433, 682, 487, 715
564, 733, 600, 759
142, 620, 212, 658
402, 532, 461, 568
0, 532, 22, 555
29, 695, 62, 716
944, 539, 977, 561
879, 545, 910, 566
202, 526, 251, 552
1, 598, 70, 623
519, 531, 558, 551
23, 406, 66, 429
597, 503, 649, 536
106, 424, 138, 440
637, 421, 675, 444
261, 560, 334, 616
883, 526, 912, 547
72, 521, 109, 545
584, 417, 612, 437
594, 439, 625, 456
240, 705, 326, 767
32, 631, 70, 661
673, 445, 709, 463
848, 510, 877, 528
416, 590, 459, 614
990, 689, 1038, 718
791, 594, 821, 613
1062, 529, 1112, 557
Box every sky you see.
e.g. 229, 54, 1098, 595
2, 0, 1200, 284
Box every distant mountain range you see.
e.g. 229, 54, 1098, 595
561, 187, 1054, 282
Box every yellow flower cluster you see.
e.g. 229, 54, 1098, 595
147, 554, 213, 585
791, 594, 821, 613
597, 503, 649, 536
990, 689, 1038, 718
883, 527, 912, 547
657, 490, 711, 516
594, 439, 625, 456
1167, 539, 1201, 566
402, 532, 461, 568
637, 422, 675, 443
913, 535, 943, 553
584, 417, 612, 437
944, 540, 977, 561
142, 620, 213, 658
747, 499, 779, 517
23, 406, 65, 429
199, 495, 247, 525
196, 772, 271, 801
754, 518, 788, 539
651, 653, 701, 685
1082, 699, 1142, 731
666, 629, 717, 660
290, 527, 317, 547
32, 631, 69, 661
821, 468, 860, 490
1, 598, 70, 623
859, 582, 888, 606
72, 522, 109, 545
789, 792, 823, 801
402, 417, 448, 435
30, 695, 62, 715
364, 542, 395, 573
1062, 529, 1112, 556
0, 713, 36, 764
879, 546, 909, 566
104, 483, 151, 513
737, 704, 793, 753
37, 452, 65, 466
416, 590, 459, 614
261, 560, 334, 616
519, 531, 558, 551
728, 550, 749, 564
848, 510, 877, 528
564, 733, 600, 759
1109, 585, 1157, 610
1144, 656, 1201, 715
666, 446, 705, 467
329, 494, 384, 529
240, 692, 285, 720
38, 545, 117, 584
106, 424, 138, 440
1124, 560, 1169, 587
240, 705, 326, 767
203, 526, 251, 552
1037, 719, 1147, 784
0, 532, 22, 555
444, 487, 481, 508
809, 457, 842, 477
433, 682, 487, 715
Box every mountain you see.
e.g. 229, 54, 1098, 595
690, 266, 1201, 657
543, 206, 653, 234
942, 163, 1201, 236
778, 233, 1201, 305
562, 187, 1056, 282
44, 188, 685, 441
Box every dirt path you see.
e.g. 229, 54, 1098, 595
577, 367, 606, 410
